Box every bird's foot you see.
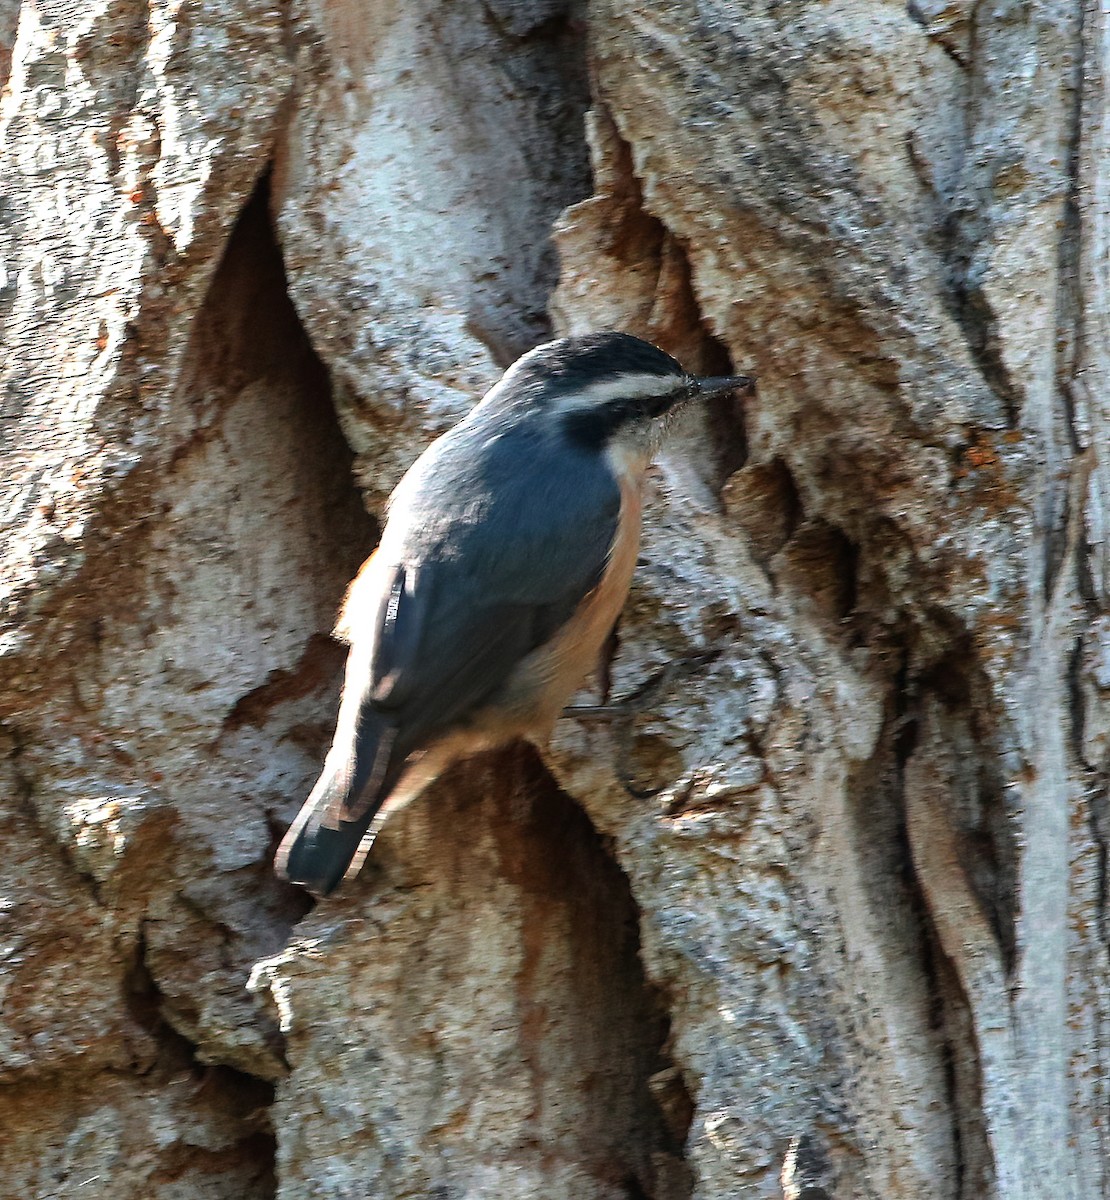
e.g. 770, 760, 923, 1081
561, 649, 721, 799
562, 649, 719, 723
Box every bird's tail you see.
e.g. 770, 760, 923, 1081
275, 708, 401, 897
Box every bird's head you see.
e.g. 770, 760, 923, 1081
480, 331, 753, 460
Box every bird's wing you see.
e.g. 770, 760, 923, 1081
353, 433, 623, 761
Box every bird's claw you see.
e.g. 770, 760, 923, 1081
561, 648, 720, 723
561, 648, 722, 798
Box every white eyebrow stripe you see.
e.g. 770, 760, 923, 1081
551, 372, 691, 413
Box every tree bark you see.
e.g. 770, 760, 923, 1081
1, 1, 1106, 1197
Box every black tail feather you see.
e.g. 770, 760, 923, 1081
275, 709, 400, 896
276, 802, 380, 897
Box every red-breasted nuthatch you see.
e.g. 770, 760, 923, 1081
276, 331, 753, 895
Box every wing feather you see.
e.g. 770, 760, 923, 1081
354, 419, 622, 757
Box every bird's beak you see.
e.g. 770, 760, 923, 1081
695, 374, 756, 399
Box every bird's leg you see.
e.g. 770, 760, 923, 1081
562, 624, 622, 718
599, 624, 619, 703
562, 647, 721, 722
562, 648, 725, 799
562, 703, 634, 720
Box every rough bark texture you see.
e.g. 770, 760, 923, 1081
2, 1, 1107, 1198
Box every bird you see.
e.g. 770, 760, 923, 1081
275, 331, 753, 895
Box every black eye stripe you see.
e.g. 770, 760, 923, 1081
638, 394, 672, 418
639, 380, 697, 416
561, 385, 691, 448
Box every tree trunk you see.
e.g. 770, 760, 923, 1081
1, 1, 1106, 1197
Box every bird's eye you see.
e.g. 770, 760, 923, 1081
638, 380, 692, 418
639, 394, 673, 417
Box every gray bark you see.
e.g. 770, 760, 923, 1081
1, 0, 1106, 1197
